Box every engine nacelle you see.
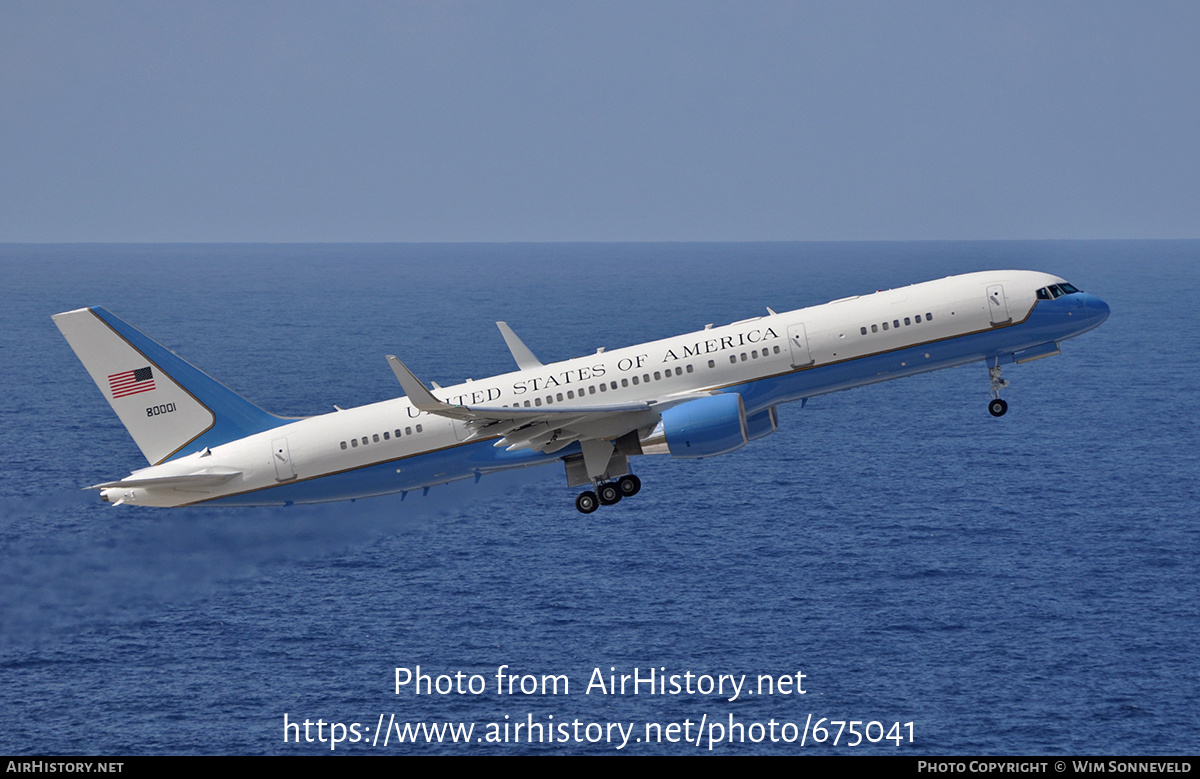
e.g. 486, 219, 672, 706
640, 393, 751, 459
745, 406, 778, 441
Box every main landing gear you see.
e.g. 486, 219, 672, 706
575, 474, 641, 514
988, 360, 1010, 417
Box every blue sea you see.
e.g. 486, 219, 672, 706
1, 241, 1197, 755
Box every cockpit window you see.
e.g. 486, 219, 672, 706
1037, 282, 1082, 300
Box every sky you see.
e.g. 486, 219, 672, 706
2, 1, 1198, 242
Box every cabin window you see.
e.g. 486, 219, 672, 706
599, 383, 607, 392
557, 393, 563, 401
904, 317, 911, 326
405, 426, 413, 434
632, 376, 639, 385
340, 441, 347, 450
741, 353, 748, 361
415, 424, 423, 433
621, 379, 629, 388
926, 312, 933, 320
362, 437, 369, 446
773, 346, 781, 354
611, 381, 618, 389
373, 434, 380, 443
686, 364, 694, 373
882, 322, 889, 330
708, 360, 715, 368
589, 386, 596, 394
730, 355, 737, 364
871, 324, 878, 333
546, 395, 553, 404
751, 351, 758, 359
395, 429, 402, 438
383, 431, 390, 440
914, 315, 921, 323
654, 371, 661, 380
567, 390, 574, 399
535, 398, 542, 406
351, 439, 358, 448
643, 374, 650, 383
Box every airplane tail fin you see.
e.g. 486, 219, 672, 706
53, 307, 289, 465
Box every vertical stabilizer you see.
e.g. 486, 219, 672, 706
53, 307, 288, 464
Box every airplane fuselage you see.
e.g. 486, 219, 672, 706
58, 270, 1110, 509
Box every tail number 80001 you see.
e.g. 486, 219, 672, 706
147, 402, 177, 417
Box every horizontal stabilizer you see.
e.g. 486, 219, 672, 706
89, 471, 242, 490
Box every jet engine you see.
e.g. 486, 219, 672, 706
638, 393, 777, 459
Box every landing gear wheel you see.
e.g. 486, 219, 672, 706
597, 482, 622, 505
575, 491, 599, 514
988, 398, 1008, 417
617, 474, 642, 497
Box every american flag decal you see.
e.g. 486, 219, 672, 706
108, 366, 156, 398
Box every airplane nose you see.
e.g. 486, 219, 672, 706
1086, 293, 1110, 322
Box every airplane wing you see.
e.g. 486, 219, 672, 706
386, 355, 708, 454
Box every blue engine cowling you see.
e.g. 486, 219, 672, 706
645, 393, 750, 459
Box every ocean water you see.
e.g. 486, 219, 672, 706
1, 241, 1196, 755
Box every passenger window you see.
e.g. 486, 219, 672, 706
557, 393, 563, 401
362, 437, 368, 446
351, 439, 358, 448
632, 376, 639, 385
654, 371, 661, 380
926, 312, 933, 320
675, 367, 683, 375
621, 379, 629, 387
871, 324, 878, 333
545, 395, 552, 404
860, 327, 867, 335
535, 398, 542, 406
599, 383, 607, 392
686, 364, 694, 373
751, 351, 758, 359
405, 426, 413, 434
373, 434, 380, 443
708, 360, 715, 368
567, 390, 574, 399
893, 320, 900, 329
773, 346, 780, 354
741, 353, 747, 361
415, 424, 423, 433
643, 374, 650, 383
904, 317, 911, 326
883, 322, 889, 330
589, 386, 596, 394
340, 441, 347, 450
915, 315, 921, 323
383, 431, 390, 440
395, 429, 402, 438
611, 381, 618, 389
730, 355, 737, 364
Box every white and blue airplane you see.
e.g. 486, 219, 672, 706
54, 270, 1108, 513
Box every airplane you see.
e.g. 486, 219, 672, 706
53, 270, 1109, 513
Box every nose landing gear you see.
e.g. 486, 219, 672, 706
988, 360, 1010, 417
